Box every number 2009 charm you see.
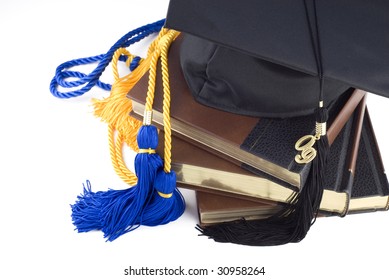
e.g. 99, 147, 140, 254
294, 135, 317, 164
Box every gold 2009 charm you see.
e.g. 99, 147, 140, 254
294, 134, 317, 164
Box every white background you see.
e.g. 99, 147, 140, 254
1, 1, 389, 279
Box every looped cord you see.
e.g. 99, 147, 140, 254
111, 48, 144, 81
50, 19, 165, 99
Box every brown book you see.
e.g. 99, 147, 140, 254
157, 132, 294, 204
196, 191, 282, 226
197, 106, 389, 226
128, 35, 366, 189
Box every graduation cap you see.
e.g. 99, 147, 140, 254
161, 0, 389, 246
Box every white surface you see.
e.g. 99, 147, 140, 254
1, 1, 388, 279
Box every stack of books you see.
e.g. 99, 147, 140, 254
127, 38, 389, 228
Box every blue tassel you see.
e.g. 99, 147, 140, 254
141, 170, 186, 226
71, 125, 162, 241
101, 125, 163, 241
71, 126, 185, 241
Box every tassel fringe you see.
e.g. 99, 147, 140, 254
197, 108, 330, 246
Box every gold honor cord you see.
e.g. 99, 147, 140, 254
160, 30, 178, 174
104, 29, 179, 196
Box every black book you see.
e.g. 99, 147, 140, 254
348, 108, 389, 213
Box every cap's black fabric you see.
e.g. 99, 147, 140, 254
166, 0, 389, 100
180, 34, 350, 118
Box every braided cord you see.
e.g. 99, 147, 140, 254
144, 46, 162, 113
144, 28, 173, 113
109, 124, 138, 186
50, 19, 164, 99
160, 30, 179, 172
111, 48, 143, 81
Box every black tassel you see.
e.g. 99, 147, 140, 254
197, 108, 329, 246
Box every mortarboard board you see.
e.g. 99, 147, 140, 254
165, 0, 389, 101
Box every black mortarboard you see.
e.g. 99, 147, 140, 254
163, 0, 389, 246
165, 0, 389, 113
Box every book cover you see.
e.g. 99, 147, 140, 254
128, 35, 366, 189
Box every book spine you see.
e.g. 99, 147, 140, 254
339, 95, 367, 216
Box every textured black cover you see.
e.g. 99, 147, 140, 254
351, 111, 389, 203
166, 0, 389, 100
240, 89, 353, 187
322, 113, 354, 196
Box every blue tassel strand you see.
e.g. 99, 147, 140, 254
98, 126, 186, 240
71, 182, 137, 234
71, 180, 105, 232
